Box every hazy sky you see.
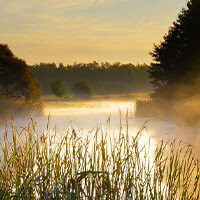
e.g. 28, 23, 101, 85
0, 0, 187, 65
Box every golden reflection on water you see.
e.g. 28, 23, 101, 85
44, 101, 136, 116
43, 100, 200, 158
43, 100, 159, 162
1, 99, 199, 198
3, 100, 200, 195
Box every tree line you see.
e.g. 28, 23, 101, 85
0, 44, 152, 103
1, 0, 198, 107
30, 62, 152, 97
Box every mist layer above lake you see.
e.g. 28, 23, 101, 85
1, 100, 200, 156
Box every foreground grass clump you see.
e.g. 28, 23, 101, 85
0, 118, 200, 199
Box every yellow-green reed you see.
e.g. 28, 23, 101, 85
0, 117, 200, 199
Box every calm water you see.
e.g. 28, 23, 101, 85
2, 100, 200, 155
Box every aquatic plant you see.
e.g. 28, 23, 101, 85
0, 117, 199, 199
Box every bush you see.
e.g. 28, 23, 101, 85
71, 81, 92, 99
51, 80, 66, 98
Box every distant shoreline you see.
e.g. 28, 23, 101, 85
41, 93, 150, 102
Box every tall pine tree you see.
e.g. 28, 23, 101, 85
149, 0, 200, 100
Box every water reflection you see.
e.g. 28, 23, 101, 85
1, 100, 200, 157
1, 100, 199, 197
43, 100, 200, 157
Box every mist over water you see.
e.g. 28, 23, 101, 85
1, 99, 200, 156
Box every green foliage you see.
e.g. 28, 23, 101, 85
71, 81, 92, 99
30, 62, 152, 95
149, 0, 200, 100
51, 80, 66, 98
0, 44, 41, 101
0, 118, 200, 199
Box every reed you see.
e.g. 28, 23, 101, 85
0, 116, 199, 199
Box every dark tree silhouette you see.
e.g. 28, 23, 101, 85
149, 0, 200, 100
71, 81, 92, 99
51, 80, 66, 98
30, 62, 151, 95
0, 44, 41, 101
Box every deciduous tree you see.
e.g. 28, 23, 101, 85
0, 44, 41, 101
71, 81, 92, 99
51, 80, 66, 98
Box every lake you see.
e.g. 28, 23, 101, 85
2, 99, 200, 156
1, 99, 200, 199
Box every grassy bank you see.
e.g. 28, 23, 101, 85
0, 118, 200, 199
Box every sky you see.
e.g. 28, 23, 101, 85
0, 0, 187, 65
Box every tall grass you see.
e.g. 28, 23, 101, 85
0, 116, 200, 199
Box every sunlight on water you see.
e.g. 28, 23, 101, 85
43, 101, 158, 155
44, 101, 136, 116
42, 101, 159, 177
42, 100, 200, 158
1, 100, 200, 197
1, 100, 200, 157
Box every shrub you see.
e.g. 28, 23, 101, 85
51, 80, 66, 98
71, 81, 92, 99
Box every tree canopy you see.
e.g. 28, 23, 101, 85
51, 80, 66, 98
149, 0, 200, 100
0, 44, 41, 101
30, 62, 151, 95
71, 81, 92, 99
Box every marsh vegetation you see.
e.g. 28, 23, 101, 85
0, 0, 200, 199
1, 115, 200, 199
